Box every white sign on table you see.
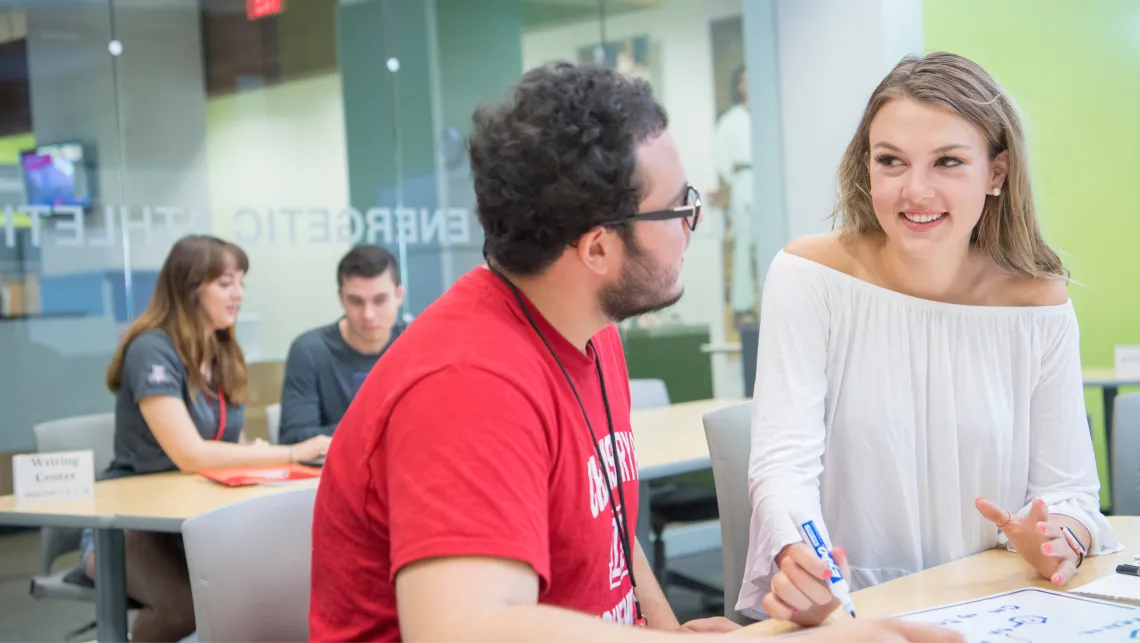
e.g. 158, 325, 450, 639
1114, 345, 1140, 379
896, 588, 1140, 642
1074, 573, 1140, 603
12, 450, 96, 503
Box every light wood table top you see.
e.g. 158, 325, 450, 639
0, 398, 742, 530
700, 342, 744, 355
630, 398, 748, 479
743, 515, 1140, 636
1083, 368, 1140, 388
0, 472, 318, 532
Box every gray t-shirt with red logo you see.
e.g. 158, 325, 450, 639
104, 329, 243, 479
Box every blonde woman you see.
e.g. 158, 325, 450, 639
739, 52, 1119, 625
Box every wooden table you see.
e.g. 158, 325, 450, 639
0, 473, 317, 642
631, 398, 747, 479
0, 472, 317, 531
743, 516, 1140, 636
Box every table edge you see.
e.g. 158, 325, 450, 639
0, 511, 116, 530
640, 456, 711, 480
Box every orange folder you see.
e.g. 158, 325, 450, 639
197, 464, 320, 487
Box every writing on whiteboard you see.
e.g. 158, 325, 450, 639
897, 588, 1138, 642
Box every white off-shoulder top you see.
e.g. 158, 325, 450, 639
738, 251, 1120, 620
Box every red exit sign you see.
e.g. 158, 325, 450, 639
247, 0, 284, 21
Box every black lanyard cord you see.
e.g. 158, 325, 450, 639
593, 355, 637, 579
491, 267, 644, 624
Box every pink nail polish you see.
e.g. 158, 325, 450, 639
1044, 544, 1053, 555
1039, 524, 1048, 535
1053, 575, 1063, 585
821, 570, 832, 580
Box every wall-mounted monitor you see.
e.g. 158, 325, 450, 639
19, 141, 90, 208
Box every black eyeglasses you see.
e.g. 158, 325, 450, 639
602, 184, 702, 232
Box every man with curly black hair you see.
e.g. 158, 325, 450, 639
308, 62, 959, 643
468, 61, 689, 321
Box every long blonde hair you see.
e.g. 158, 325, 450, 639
107, 235, 250, 403
833, 51, 1066, 279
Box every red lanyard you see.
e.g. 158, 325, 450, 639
212, 389, 227, 441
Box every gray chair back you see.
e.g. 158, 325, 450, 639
702, 401, 755, 624
629, 378, 670, 411
34, 412, 116, 474
183, 487, 317, 642
33, 413, 116, 573
265, 404, 282, 445
1112, 393, 1140, 516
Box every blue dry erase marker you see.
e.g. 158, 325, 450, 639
790, 509, 856, 618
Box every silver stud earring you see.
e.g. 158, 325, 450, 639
992, 187, 1002, 197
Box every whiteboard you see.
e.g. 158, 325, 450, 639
896, 588, 1140, 642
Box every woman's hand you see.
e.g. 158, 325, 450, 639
291, 435, 332, 463
761, 543, 849, 626
975, 497, 1085, 586
678, 616, 740, 633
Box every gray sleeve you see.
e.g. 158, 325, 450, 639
122, 332, 186, 403
279, 337, 336, 444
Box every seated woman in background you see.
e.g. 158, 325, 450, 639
739, 51, 1119, 625
81, 234, 329, 642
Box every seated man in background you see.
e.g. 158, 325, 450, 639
279, 245, 405, 445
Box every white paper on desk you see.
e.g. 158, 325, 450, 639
895, 587, 1140, 642
1073, 573, 1140, 602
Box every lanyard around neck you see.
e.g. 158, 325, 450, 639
212, 389, 227, 441
490, 267, 645, 626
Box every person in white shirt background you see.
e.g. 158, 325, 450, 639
713, 65, 757, 329
739, 50, 1120, 625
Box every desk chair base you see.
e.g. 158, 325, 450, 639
30, 566, 143, 641
651, 526, 723, 609
665, 570, 725, 614
649, 481, 723, 609
64, 620, 97, 642
29, 567, 96, 603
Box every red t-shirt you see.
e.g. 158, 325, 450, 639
309, 267, 641, 642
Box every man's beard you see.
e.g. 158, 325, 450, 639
597, 234, 682, 322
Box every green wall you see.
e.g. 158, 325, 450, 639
925, 0, 1140, 505
0, 133, 35, 227
0, 132, 34, 165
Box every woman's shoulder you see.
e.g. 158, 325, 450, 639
981, 267, 1070, 308
783, 232, 857, 271
122, 328, 186, 371
126, 328, 176, 353
963, 246, 1071, 308
774, 231, 875, 283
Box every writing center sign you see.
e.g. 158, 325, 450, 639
1, 204, 474, 248
12, 450, 96, 503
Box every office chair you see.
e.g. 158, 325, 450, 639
30, 412, 140, 639
702, 401, 755, 624
183, 487, 316, 642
